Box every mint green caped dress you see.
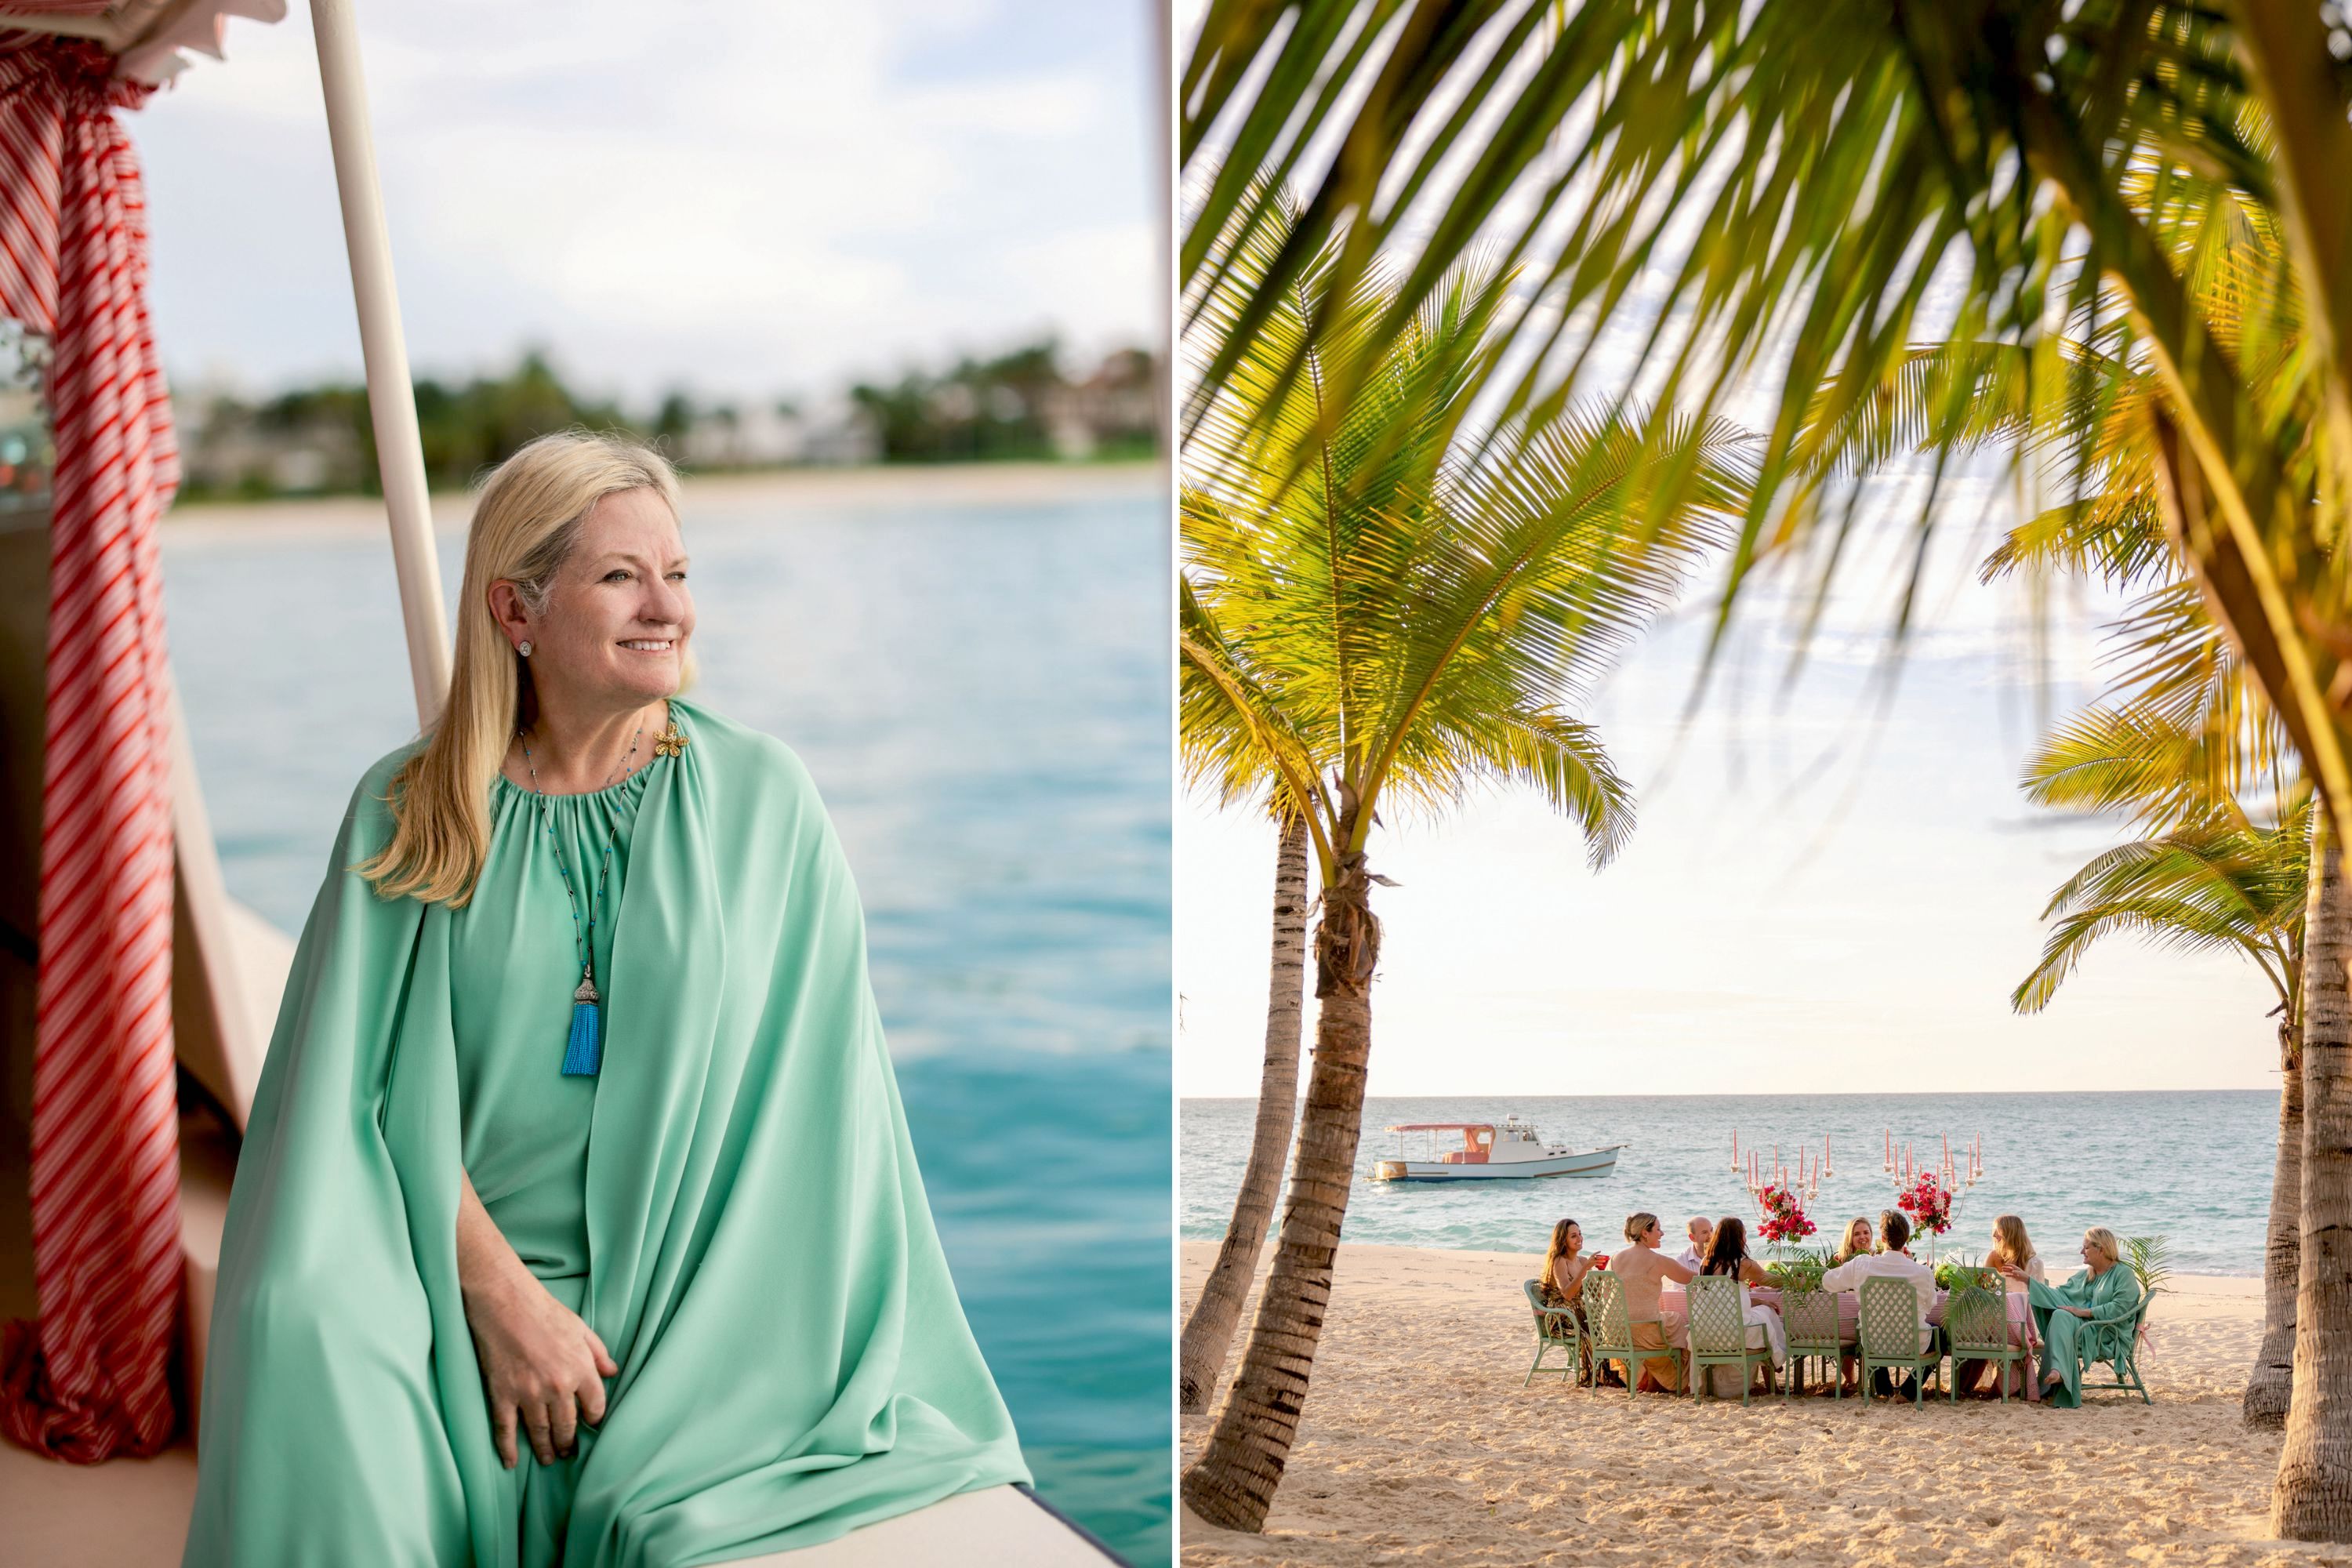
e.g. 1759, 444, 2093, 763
180, 696, 1030, 1566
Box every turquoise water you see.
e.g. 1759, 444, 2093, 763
1184, 1091, 2278, 1276
162, 481, 1171, 1566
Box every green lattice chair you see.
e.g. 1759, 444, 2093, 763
1522, 1279, 1587, 1388
1582, 1270, 1682, 1398
1857, 1276, 1940, 1408
1686, 1276, 1773, 1404
1780, 1286, 1846, 1400
2069, 1288, 2157, 1404
1943, 1283, 2027, 1403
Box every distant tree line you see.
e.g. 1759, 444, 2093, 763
172, 338, 1160, 501
849, 342, 1157, 463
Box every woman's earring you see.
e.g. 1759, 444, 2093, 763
518, 640, 534, 657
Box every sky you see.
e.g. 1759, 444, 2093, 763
125, 1, 1160, 408
1176, 491, 2288, 1100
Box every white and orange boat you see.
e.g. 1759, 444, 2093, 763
1371, 1118, 1624, 1182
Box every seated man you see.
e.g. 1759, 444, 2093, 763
1672, 1214, 1713, 1272
1818, 1208, 1936, 1394
1605, 1211, 1697, 1392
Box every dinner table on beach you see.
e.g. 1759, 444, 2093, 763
1655, 1279, 2043, 1400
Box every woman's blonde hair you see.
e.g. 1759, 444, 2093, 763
2083, 1225, 2122, 1265
1624, 1211, 1659, 1244
1831, 1215, 1874, 1265
353, 429, 691, 906
1990, 1214, 2036, 1272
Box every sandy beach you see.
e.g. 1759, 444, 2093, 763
158, 459, 1165, 546
1179, 1240, 2329, 1566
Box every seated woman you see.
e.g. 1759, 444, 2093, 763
180, 434, 1029, 1565
1537, 1218, 1599, 1384
2001, 1225, 2142, 1408
1957, 1214, 2046, 1398
1697, 1216, 1784, 1393
1987, 1214, 2047, 1290
1603, 1212, 1695, 1392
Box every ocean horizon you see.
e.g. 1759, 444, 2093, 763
1183, 1089, 2278, 1276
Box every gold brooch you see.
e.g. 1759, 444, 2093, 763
653, 718, 688, 758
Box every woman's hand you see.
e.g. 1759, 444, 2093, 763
463, 1268, 619, 1468
2068, 1305, 2093, 1319
455, 1165, 617, 1468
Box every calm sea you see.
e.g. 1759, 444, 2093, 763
162, 477, 1172, 1566
1183, 1091, 2278, 1276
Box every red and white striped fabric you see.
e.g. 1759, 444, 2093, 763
0, 29, 184, 1463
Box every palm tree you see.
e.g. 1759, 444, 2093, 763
2011, 797, 2307, 1027
1182, 9, 2348, 847
1175, 804, 1308, 1414
1178, 204, 1751, 1529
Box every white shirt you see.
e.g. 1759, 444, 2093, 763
1674, 1243, 1708, 1272
1819, 1249, 1936, 1352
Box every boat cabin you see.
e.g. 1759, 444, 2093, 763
1385, 1119, 1558, 1164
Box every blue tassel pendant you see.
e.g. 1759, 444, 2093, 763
561, 974, 603, 1076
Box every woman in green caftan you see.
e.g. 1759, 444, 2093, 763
180, 432, 1031, 1567
2001, 1225, 2143, 1410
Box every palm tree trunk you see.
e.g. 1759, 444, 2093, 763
2278, 822, 2352, 1534
1178, 811, 1309, 1414
2250, 1004, 2306, 1428
1181, 844, 1379, 1534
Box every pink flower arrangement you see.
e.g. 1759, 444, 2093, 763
1897, 1171, 1954, 1236
1755, 1182, 1816, 1244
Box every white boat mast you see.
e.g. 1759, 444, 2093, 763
310, 0, 448, 724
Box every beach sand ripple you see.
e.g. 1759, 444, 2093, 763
1181, 1242, 2337, 1567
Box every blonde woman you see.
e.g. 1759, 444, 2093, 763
1830, 1215, 1875, 1265
2000, 1225, 2143, 1408
183, 432, 1029, 1566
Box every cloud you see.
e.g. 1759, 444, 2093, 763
125, 0, 1156, 402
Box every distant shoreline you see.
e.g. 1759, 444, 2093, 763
160, 459, 1166, 546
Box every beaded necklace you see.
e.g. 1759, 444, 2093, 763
516, 699, 684, 1076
